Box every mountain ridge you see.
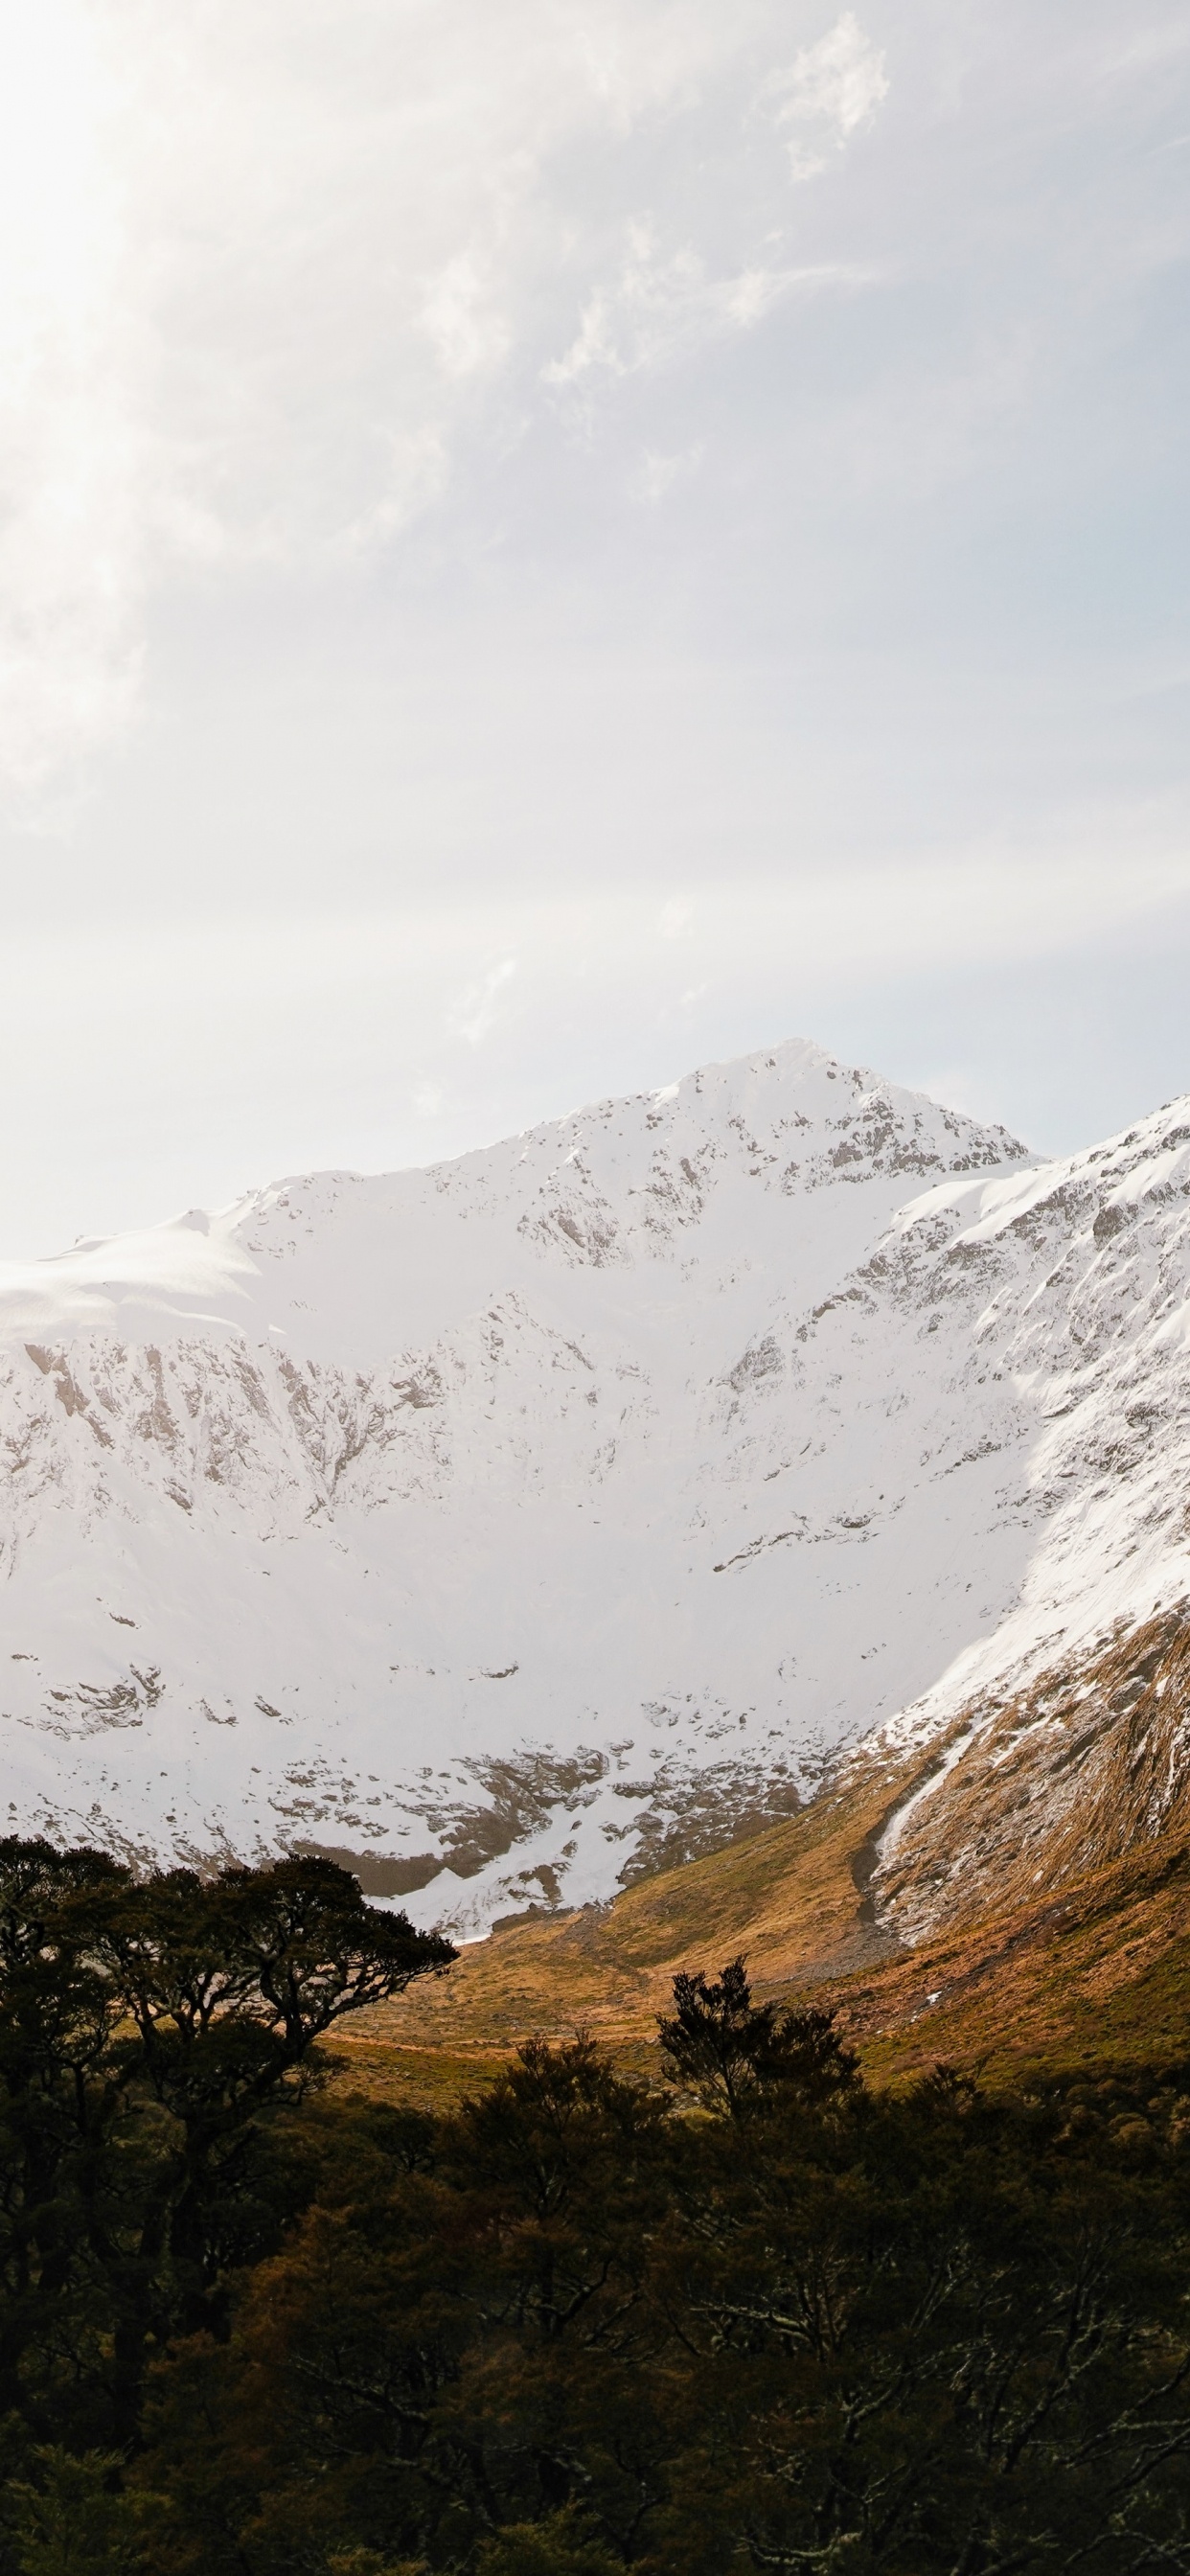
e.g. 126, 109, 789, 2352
3, 1035, 1189, 1943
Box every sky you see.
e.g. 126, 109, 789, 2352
0, 0, 1188, 1254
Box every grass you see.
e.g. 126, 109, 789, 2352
824, 1831, 1190, 2088
339, 1731, 1190, 2104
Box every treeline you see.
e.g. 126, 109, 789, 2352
1, 1851, 1189, 2571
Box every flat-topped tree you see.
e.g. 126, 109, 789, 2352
76, 1852, 453, 2092
0, 1840, 454, 2444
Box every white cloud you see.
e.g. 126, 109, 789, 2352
542, 218, 857, 389
768, 13, 888, 180
421, 253, 512, 381
631, 445, 701, 501
0, 2, 147, 781
0, 0, 840, 788
447, 957, 517, 1048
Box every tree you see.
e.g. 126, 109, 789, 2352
126, 2033, 1190, 2576
0, 1840, 135, 2443
475, 2506, 622, 2574
0, 1840, 455, 2453
657, 1955, 859, 2119
8, 2448, 150, 2576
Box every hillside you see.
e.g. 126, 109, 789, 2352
356, 1607, 1190, 2100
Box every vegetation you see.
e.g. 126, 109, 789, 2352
0, 1838, 1189, 2573
0, 1834, 452, 2544
380, 1767, 1190, 2104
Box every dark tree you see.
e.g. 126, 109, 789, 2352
0, 1839, 454, 2455
6, 1881, 1190, 2575
657, 1953, 859, 2118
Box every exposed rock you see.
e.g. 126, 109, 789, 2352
869, 1605, 1190, 1945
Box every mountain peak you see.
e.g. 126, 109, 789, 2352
1, 1040, 1179, 1942
0, 1041, 1031, 1356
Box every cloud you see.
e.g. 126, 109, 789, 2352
421, 253, 513, 382
542, 218, 865, 391
631, 445, 701, 502
7, 825, 1190, 1248
447, 957, 517, 1047
767, 13, 889, 180
0, 3, 147, 782
0, 0, 902, 788
543, 218, 729, 389
0, 1, 838, 788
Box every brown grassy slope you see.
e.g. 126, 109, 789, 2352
821, 1828, 1190, 2087
338, 1810, 1190, 2106
874, 1604, 1190, 1947
336, 1725, 1002, 2096
336, 1680, 1190, 2104
334, 1747, 918, 2097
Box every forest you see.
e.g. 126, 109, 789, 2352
0, 1841, 1189, 2574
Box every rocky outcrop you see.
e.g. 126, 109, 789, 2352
870, 1605, 1190, 1946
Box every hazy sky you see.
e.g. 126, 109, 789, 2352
1, 0, 1188, 1254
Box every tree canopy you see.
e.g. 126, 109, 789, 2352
0, 1874, 1188, 2574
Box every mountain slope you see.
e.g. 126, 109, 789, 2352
373, 1605, 1190, 2090
3, 1036, 1190, 1942
370, 1765, 1190, 2105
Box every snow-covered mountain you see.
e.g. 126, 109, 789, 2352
2, 1037, 1188, 1939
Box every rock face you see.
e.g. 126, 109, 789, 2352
1, 1035, 1188, 1939
868, 1607, 1190, 1950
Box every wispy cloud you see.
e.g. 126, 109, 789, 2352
630, 445, 702, 503
767, 13, 889, 181
542, 218, 868, 390
0, 4, 147, 782
0, 0, 869, 789
448, 958, 517, 1048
